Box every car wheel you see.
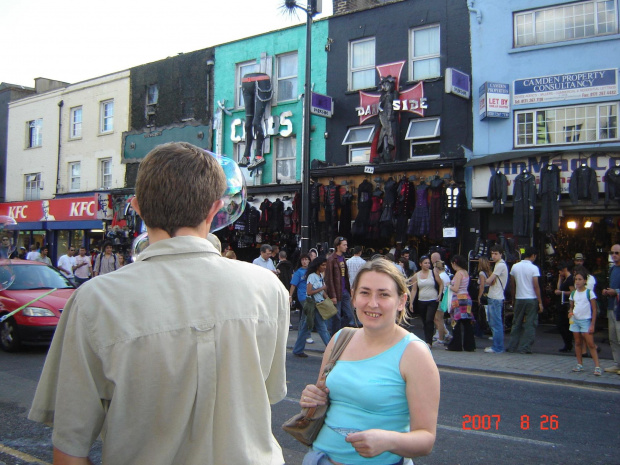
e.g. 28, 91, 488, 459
0, 316, 22, 352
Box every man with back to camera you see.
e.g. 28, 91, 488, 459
506, 247, 544, 354
28, 142, 289, 465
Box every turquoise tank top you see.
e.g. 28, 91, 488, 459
313, 331, 427, 464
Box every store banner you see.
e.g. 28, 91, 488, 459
0, 196, 98, 222
471, 152, 620, 198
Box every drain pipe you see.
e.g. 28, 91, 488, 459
467, 0, 482, 24
56, 100, 64, 194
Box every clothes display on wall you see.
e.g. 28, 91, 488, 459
351, 179, 373, 237
408, 182, 430, 237
379, 177, 397, 239
368, 185, 384, 240
269, 198, 285, 232
339, 190, 353, 238
259, 198, 272, 231
569, 163, 598, 205
324, 181, 340, 239
512, 170, 537, 237
539, 163, 562, 233
605, 166, 620, 206
428, 177, 444, 241
487, 171, 508, 214
393, 176, 415, 244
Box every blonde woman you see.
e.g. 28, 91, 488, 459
300, 259, 440, 464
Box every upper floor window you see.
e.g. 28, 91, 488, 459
24, 173, 41, 200
70, 107, 82, 139
349, 38, 376, 91
100, 100, 114, 134
27, 119, 42, 148
405, 117, 441, 158
342, 125, 376, 164
409, 25, 440, 81
100, 158, 112, 189
514, 0, 618, 47
236, 60, 260, 108
276, 53, 298, 102
69, 162, 81, 191
515, 102, 618, 147
274, 137, 297, 183
147, 84, 159, 105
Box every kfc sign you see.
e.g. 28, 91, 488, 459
0, 196, 98, 222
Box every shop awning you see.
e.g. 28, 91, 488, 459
465, 145, 620, 167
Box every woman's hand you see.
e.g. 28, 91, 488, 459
345, 429, 388, 458
300, 384, 329, 408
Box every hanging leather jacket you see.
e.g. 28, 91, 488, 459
605, 167, 620, 205
539, 163, 562, 233
569, 164, 598, 205
259, 199, 272, 231
352, 180, 373, 237
269, 199, 285, 232
512, 171, 537, 237
487, 171, 508, 214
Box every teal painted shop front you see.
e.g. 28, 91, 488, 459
213, 20, 328, 187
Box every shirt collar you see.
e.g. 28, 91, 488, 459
136, 235, 221, 262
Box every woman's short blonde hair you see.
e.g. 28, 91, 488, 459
352, 258, 411, 324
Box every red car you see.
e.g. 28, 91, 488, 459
0, 260, 75, 352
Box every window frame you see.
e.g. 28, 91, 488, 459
275, 52, 298, 103
100, 99, 114, 134
409, 24, 441, 82
236, 60, 260, 109
146, 84, 159, 105
342, 125, 376, 145
514, 102, 619, 147
69, 162, 81, 191
99, 158, 112, 189
70, 107, 82, 139
24, 173, 41, 200
349, 146, 372, 165
27, 119, 43, 148
273, 136, 297, 183
405, 117, 441, 159
348, 37, 376, 91
513, 0, 618, 47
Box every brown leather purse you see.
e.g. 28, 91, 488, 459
281, 328, 357, 446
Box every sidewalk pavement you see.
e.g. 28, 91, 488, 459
287, 312, 620, 390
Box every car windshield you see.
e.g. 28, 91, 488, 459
6, 264, 74, 290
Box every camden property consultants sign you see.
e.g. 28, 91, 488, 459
513, 69, 618, 105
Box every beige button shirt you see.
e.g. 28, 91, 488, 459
29, 235, 289, 464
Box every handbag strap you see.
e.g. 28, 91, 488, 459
305, 328, 357, 418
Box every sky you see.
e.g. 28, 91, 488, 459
0, 0, 332, 87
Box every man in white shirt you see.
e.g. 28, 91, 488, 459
346, 246, 366, 288
253, 244, 277, 273
36, 246, 52, 266
483, 245, 509, 353
507, 247, 543, 354
57, 246, 76, 285
73, 247, 92, 287
26, 244, 41, 261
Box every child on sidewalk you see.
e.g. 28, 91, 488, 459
569, 267, 602, 376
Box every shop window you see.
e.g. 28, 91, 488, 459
236, 60, 260, 108
515, 102, 619, 147
99, 158, 112, 189
100, 99, 114, 134
276, 53, 298, 103
70, 107, 82, 139
24, 173, 41, 200
69, 162, 81, 191
409, 25, 440, 81
349, 38, 375, 91
145, 84, 158, 121
27, 119, 43, 148
405, 117, 441, 158
274, 137, 296, 183
514, 0, 617, 47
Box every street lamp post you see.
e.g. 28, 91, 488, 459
283, 0, 318, 253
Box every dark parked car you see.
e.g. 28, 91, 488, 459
0, 260, 75, 352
